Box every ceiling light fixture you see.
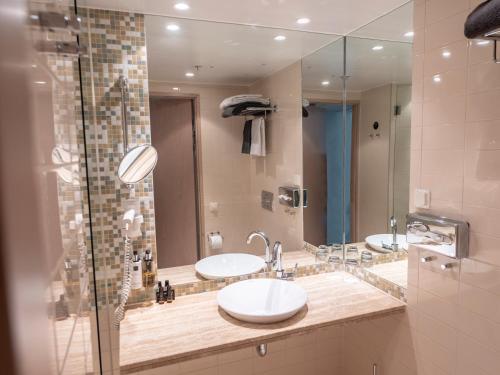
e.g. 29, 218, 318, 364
185, 72, 194, 77
433, 74, 441, 83
173, 87, 180, 91
372, 45, 384, 51
166, 24, 180, 31
321, 81, 330, 86
404, 31, 414, 37
34, 81, 47, 85
442, 50, 451, 58
296, 18, 310, 25
174, 2, 190, 10
274, 35, 286, 41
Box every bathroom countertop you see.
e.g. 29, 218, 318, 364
119, 271, 405, 373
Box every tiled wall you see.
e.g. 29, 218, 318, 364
345, 1, 500, 375
135, 326, 343, 375
79, 8, 156, 308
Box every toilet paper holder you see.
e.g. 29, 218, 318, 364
207, 231, 224, 240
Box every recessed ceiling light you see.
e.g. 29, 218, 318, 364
173, 87, 180, 91
34, 81, 46, 85
442, 50, 451, 58
296, 18, 310, 25
433, 75, 441, 83
185, 72, 194, 77
166, 24, 180, 31
174, 2, 190, 10
321, 81, 330, 86
404, 31, 414, 37
274, 35, 286, 41
372, 45, 384, 51
476, 40, 490, 46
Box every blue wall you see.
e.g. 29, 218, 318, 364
325, 106, 352, 244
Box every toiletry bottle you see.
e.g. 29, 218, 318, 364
131, 250, 143, 289
163, 280, 171, 303
156, 281, 164, 304
142, 249, 154, 287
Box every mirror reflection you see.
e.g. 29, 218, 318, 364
145, 15, 339, 283
118, 144, 159, 184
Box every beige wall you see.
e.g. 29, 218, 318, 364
249, 62, 304, 252
345, 1, 500, 375
357, 84, 393, 239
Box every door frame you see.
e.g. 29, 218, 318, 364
149, 92, 206, 260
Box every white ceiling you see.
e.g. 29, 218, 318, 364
350, 2, 413, 42
79, 0, 411, 36
146, 15, 339, 85
302, 36, 412, 93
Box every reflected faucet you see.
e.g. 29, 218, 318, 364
273, 241, 283, 276
246, 231, 272, 269
382, 216, 399, 252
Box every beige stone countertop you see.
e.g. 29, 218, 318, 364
120, 271, 405, 373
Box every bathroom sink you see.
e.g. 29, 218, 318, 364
217, 278, 307, 323
195, 253, 266, 280
365, 234, 408, 253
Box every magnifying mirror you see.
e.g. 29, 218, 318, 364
118, 144, 158, 184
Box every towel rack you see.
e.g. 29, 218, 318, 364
238, 105, 278, 117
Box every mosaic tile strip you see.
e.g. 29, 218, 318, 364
345, 264, 407, 303
79, 8, 157, 308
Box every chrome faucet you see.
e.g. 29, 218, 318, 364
382, 216, 399, 252
390, 216, 398, 251
273, 241, 297, 280
273, 241, 284, 276
246, 231, 272, 269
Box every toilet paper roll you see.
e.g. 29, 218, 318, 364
208, 233, 223, 250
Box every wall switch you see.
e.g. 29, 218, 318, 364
414, 189, 430, 209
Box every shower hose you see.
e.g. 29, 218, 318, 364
113, 232, 133, 329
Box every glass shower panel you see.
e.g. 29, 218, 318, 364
27, 0, 102, 373
301, 37, 348, 253
345, 36, 412, 245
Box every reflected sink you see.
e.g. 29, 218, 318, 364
195, 253, 266, 280
217, 278, 307, 324
365, 234, 408, 253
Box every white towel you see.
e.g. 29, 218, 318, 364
250, 117, 266, 157
219, 95, 270, 110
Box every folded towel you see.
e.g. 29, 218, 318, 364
241, 120, 252, 154
219, 95, 270, 110
250, 117, 266, 157
222, 101, 269, 118
464, 0, 500, 39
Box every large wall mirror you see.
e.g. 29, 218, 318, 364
301, 2, 413, 288
145, 15, 340, 283
135, 1, 412, 288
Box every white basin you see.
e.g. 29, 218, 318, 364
195, 253, 265, 280
217, 278, 307, 324
365, 234, 408, 253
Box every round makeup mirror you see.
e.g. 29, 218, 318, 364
118, 144, 158, 184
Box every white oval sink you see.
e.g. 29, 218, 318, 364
195, 253, 265, 280
217, 278, 307, 324
365, 234, 408, 253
